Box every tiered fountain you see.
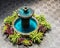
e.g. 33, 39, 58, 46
13, 6, 38, 35
2, 6, 51, 46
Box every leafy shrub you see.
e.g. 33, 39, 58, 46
39, 15, 46, 21
17, 38, 25, 45
40, 21, 51, 29
34, 14, 51, 30
29, 31, 43, 43
3, 25, 8, 32
4, 11, 18, 25
34, 14, 46, 21
8, 31, 21, 44
10, 11, 18, 22
4, 16, 12, 24
22, 39, 32, 46
38, 25, 47, 33
5, 26, 14, 35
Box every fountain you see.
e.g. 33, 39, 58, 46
13, 6, 38, 35
2, 6, 51, 45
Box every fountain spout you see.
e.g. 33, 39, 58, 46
24, 7, 28, 12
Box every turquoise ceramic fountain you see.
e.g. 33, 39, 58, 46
13, 6, 38, 35
3, 6, 51, 46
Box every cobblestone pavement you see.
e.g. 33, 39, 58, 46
0, 0, 60, 48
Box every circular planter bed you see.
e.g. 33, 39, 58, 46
2, 9, 51, 46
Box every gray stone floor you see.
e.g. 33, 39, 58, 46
0, 0, 60, 48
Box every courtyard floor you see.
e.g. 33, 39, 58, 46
0, 0, 60, 48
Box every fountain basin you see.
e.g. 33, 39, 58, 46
13, 17, 38, 35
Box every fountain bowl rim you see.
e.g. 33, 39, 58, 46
17, 7, 34, 19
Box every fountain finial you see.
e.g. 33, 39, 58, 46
24, 7, 28, 11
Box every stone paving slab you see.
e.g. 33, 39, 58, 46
0, 0, 60, 48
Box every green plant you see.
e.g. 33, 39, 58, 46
38, 25, 47, 33
3, 25, 8, 32
39, 14, 46, 22
40, 21, 51, 29
4, 16, 12, 24
34, 14, 51, 30
5, 26, 14, 35
4, 11, 18, 25
34, 14, 40, 21
34, 14, 46, 21
22, 39, 32, 46
29, 31, 43, 43
17, 38, 25, 45
8, 31, 21, 44
10, 11, 18, 21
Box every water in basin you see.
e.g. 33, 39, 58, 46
14, 18, 38, 33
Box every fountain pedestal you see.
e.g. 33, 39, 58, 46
14, 6, 38, 34
21, 18, 30, 28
